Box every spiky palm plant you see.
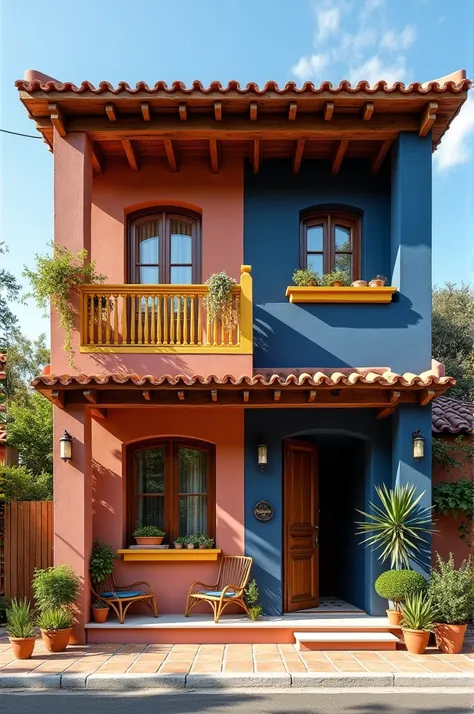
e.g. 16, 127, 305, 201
356, 484, 434, 570
401, 592, 434, 632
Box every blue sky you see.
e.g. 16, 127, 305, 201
1, 0, 472, 340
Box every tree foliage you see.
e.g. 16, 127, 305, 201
0, 243, 21, 347
0, 464, 52, 501
432, 284, 474, 401
7, 392, 53, 475
5, 332, 49, 404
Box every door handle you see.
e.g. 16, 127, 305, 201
314, 526, 319, 548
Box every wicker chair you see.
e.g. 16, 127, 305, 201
92, 574, 158, 624
185, 555, 253, 623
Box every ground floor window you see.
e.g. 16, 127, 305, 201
127, 438, 215, 543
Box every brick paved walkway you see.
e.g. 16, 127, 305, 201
1, 634, 473, 677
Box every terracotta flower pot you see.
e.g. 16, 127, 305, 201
351, 280, 367, 287
369, 279, 385, 287
403, 629, 430, 655
187, 543, 195, 550
435, 623, 467, 654
41, 627, 72, 653
331, 281, 343, 287
9, 636, 36, 660
135, 536, 164, 546
174, 543, 183, 549
92, 607, 109, 624
386, 609, 404, 626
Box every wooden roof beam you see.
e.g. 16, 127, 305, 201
288, 103, 297, 121
177, 391, 185, 401
214, 102, 222, 121
274, 389, 281, 402
249, 102, 257, 121
419, 389, 436, 406
51, 390, 64, 409
243, 390, 249, 403
211, 390, 218, 402
209, 139, 219, 174
331, 139, 349, 175
372, 139, 392, 173
376, 390, 401, 419
362, 102, 374, 121
141, 102, 151, 121
83, 390, 98, 404
105, 103, 117, 121
419, 101, 438, 137
91, 143, 104, 174
48, 103, 66, 137
252, 139, 261, 174
293, 138, 305, 174
90, 408, 107, 420
324, 102, 334, 121
142, 390, 151, 401
164, 139, 178, 172
308, 390, 317, 403
122, 139, 139, 171
179, 104, 187, 121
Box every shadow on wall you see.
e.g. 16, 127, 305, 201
92, 459, 119, 544
90, 352, 191, 375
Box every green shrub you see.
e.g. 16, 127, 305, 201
401, 593, 434, 632
37, 608, 74, 631
292, 268, 320, 287
0, 464, 53, 501
174, 536, 188, 544
321, 271, 350, 287
132, 525, 165, 537
375, 570, 427, 610
6, 598, 37, 638
428, 553, 473, 625
245, 579, 262, 621
194, 533, 215, 548
89, 541, 115, 586
32, 565, 81, 612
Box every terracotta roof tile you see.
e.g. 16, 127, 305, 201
0, 429, 6, 444
432, 396, 473, 434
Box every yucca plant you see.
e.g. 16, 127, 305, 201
6, 599, 37, 639
356, 484, 434, 569
401, 593, 434, 632
37, 608, 75, 631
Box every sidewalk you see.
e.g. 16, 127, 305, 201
1, 632, 473, 690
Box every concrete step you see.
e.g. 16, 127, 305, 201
294, 630, 400, 651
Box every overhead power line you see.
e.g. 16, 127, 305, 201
0, 128, 41, 139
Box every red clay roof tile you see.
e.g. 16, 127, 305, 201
432, 396, 473, 434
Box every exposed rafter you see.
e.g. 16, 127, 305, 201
141, 103, 151, 121
249, 102, 257, 121
331, 139, 349, 175
142, 390, 151, 401
292, 138, 305, 174
122, 139, 139, 171
164, 139, 178, 172
209, 139, 219, 174
376, 390, 400, 419
371, 139, 392, 173
211, 389, 218, 402
214, 102, 222, 121
362, 102, 374, 121
274, 389, 281, 402
177, 391, 185, 401
419, 389, 436, 406
48, 103, 66, 137
51, 390, 64, 409
324, 102, 334, 121
288, 103, 297, 121
179, 104, 187, 121
90, 408, 107, 420
308, 390, 317, 403
91, 143, 104, 174
419, 101, 438, 137
243, 390, 249, 403
83, 390, 97, 404
105, 103, 117, 121
252, 139, 261, 174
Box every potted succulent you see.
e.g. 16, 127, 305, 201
429, 553, 473, 654
174, 536, 187, 550
245, 579, 263, 621
374, 570, 427, 626
292, 268, 320, 287
132, 525, 165, 546
32, 564, 80, 653
369, 275, 387, 287
196, 533, 215, 550
91, 597, 110, 624
37, 608, 75, 653
321, 271, 350, 287
6, 598, 37, 660
400, 592, 434, 654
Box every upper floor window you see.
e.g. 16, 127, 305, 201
300, 211, 360, 282
128, 209, 201, 284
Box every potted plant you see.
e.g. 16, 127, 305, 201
174, 536, 187, 550
196, 533, 215, 550
90, 540, 116, 586
429, 553, 473, 654
351, 279, 367, 287
321, 271, 350, 287
186, 535, 196, 550
204, 271, 237, 328
400, 592, 434, 654
37, 608, 75, 653
6, 598, 37, 659
32, 564, 80, 653
292, 268, 320, 287
245, 578, 263, 621
91, 597, 110, 624
369, 275, 387, 287
132, 525, 165, 546
375, 570, 427, 626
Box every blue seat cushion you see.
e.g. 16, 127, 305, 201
101, 590, 142, 599
201, 590, 236, 598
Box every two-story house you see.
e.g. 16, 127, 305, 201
16, 69, 469, 646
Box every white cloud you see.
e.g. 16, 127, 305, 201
434, 94, 474, 172
381, 25, 416, 51
364, 0, 385, 9
315, 5, 341, 41
349, 55, 408, 86
292, 53, 329, 82
340, 28, 377, 55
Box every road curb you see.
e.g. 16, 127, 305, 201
86, 673, 187, 690
393, 672, 474, 688
186, 672, 292, 688
290, 672, 394, 688
0, 674, 62, 689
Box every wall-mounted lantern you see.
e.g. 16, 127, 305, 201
412, 430, 425, 461
59, 430, 73, 462
257, 440, 268, 471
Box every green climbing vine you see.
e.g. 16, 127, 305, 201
432, 478, 474, 545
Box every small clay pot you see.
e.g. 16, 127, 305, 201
331, 281, 343, 287
351, 280, 367, 288
199, 545, 206, 550
92, 607, 109, 624
135, 536, 164, 546
41, 628, 72, 653
187, 543, 195, 550
369, 279, 385, 287
9, 637, 36, 660
403, 629, 430, 655
174, 543, 183, 549
435, 623, 467, 654
386, 609, 404, 626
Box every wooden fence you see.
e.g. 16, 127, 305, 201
4, 501, 53, 601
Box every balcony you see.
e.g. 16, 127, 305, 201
80, 266, 252, 354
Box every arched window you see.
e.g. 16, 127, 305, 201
127, 438, 215, 544
300, 211, 361, 282
128, 209, 201, 284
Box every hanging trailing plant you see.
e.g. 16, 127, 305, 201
23, 243, 106, 366
204, 271, 237, 328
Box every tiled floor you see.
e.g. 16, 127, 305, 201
0, 634, 473, 677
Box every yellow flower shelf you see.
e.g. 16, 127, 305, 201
285, 286, 397, 304
117, 548, 222, 562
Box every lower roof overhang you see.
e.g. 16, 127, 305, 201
32, 369, 455, 420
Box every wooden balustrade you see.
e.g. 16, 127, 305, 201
80, 266, 252, 354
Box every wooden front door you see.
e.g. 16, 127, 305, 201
283, 439, 319, 612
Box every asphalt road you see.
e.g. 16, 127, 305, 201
1, 690, 473, 714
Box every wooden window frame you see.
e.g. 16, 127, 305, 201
127, 208, 202, 284
126, 437, 216, 544
300, 211, 361, 280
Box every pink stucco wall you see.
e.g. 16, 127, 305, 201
51, 131, 249, 378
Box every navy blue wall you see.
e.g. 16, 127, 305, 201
244, 137, 432, 373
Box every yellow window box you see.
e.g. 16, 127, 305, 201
117, 548, 222, 562
285, 286, 397, 304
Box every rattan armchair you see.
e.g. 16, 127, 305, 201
92, 573, 158, 624
185, 555, 253, 623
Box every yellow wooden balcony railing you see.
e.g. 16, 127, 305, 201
80, 266, 252, 354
